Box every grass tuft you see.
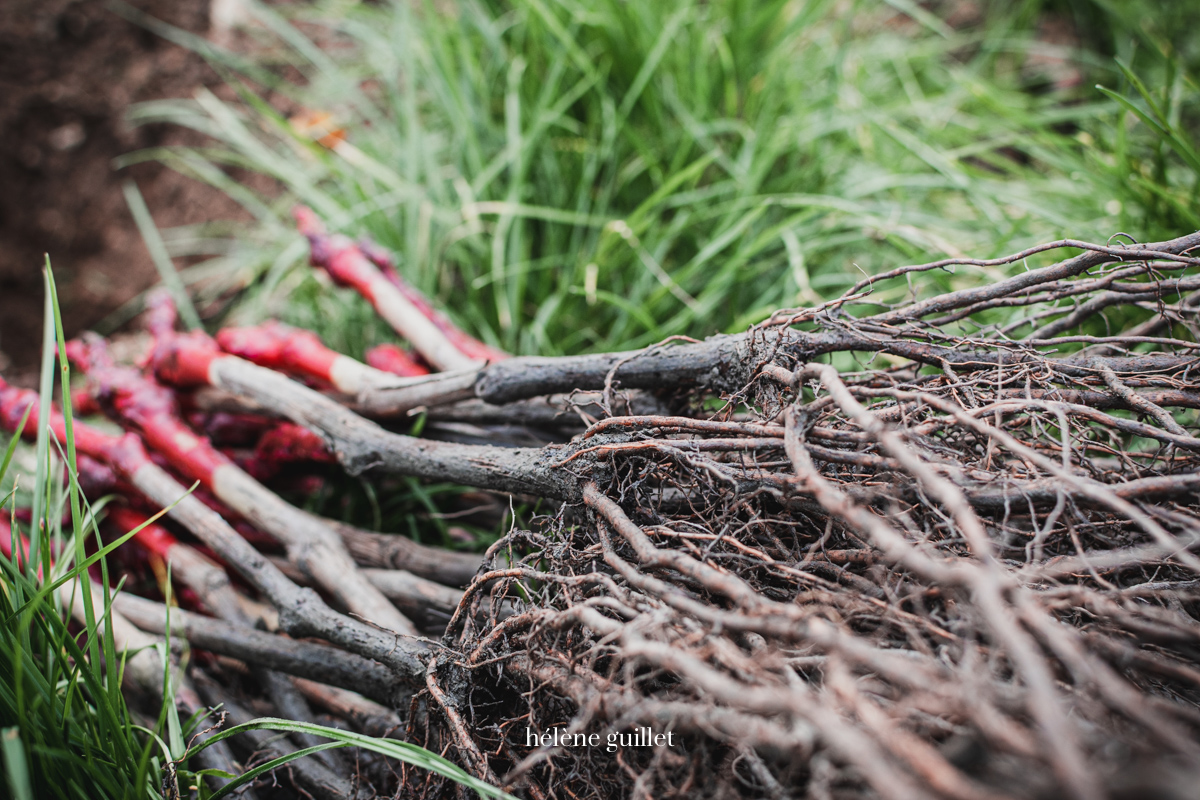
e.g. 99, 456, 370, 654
0, 262, 161, 799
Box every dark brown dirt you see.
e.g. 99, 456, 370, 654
0, 0, 245, 373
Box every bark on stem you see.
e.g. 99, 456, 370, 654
127, 460, 429, 678
193, 671, 366, 800
0, 380, 429, 681
157, 340, 565, 496
113, 593, 398, 705
70, 334, 418, 636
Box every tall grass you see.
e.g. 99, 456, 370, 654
0, 266, 163, 799
115, 0, 1199, 360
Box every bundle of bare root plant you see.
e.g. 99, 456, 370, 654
154, 226, 1200, 798
359, 232, 1199, 800
7, 224, 1200, 799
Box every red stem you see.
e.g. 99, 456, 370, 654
365, 343, 430, 378
67, 335, 230, 489
254, 422, 335, 468
216, 322, 341, 388
295, 206, 508, 364
185, 411, 276, 447
0, 376, 149, 476
0, 517, 41, 576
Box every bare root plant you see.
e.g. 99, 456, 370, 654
8, 231, 1200, 799
395, 232, 1200, 800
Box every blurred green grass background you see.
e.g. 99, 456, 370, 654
117, 0, 1200, 361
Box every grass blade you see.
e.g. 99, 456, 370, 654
1, 727, 34, 800
191, 717, 516, 799
122, 181, 203, 330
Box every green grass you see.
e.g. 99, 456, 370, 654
114, 0, 1199, 362
0, 266, 164, 799
189, 717, 515, 800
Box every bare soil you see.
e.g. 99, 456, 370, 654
0, 0, 244, 373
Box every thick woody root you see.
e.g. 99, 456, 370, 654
342, 232, 1200, 800
6, 230, 1200, 798
123, 228, 1200, 799
213, 318, 429, 416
